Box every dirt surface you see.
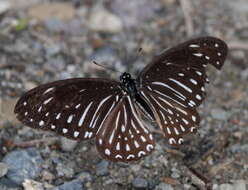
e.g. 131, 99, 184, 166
0, 0, 247, 190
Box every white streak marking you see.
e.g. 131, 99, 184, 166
146, 144, 153, 151
56, 113, 61, 120
178, 138, 184, 144
189, 44, 200, 48
193, 53, 203, 57
169, 78, 193, 93
182, 118, 189, 125
43, 87, 54, 94
138, 151, 146, 157
180, 125, 185, 132
189, 100, 196, 106
127, 96, 149, 134
43, 97, 53, 105
205, 56, 210, 60
51, 125, 56, 129
25, 112, 28, 116
196, 71, 202, 76
97, 102, 116, 134
190, 127, 196, 132
75, 104, 81, 109
78, 102, 93, 127
99, 138, 103, 145
167, 127, 171, 135
123, 105, 127, 125
90, 95, 112, 128
74, 131, 79, 137
38, 106, 42, 113
115, 155, 122, 159
134, 141, 140, 148
152, 82, 187, 100
174, 127, 179, 135
154, 90, 187, 108
126, 144, 130, 151
190, 79, 197, 85
201, 87, 205, 92
158, 97, 173, 108
196, 94, 202, 100
127, 155, 135, 159
192, 115, 196, 122
116, 142, 120, 151
169, 138, 176, 144
178, 73, 184, 77
175, 107, 188, 115
141, 136, 146, 142
67, 115, 74, 123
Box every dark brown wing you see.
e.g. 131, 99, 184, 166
137, 36, 228, 145
14, 78, 123, 140
96, 95, 155, 162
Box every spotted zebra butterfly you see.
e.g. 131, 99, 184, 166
14, 37, 228, 162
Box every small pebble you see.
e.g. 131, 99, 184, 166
132, 177, 148, 189
211, 108, 230, 120
60, 137, 78, 152
96, 160, 109, 176
155, 183, 174, 190
3, 148, 43, 185
0, 162, 8, 178
0, 1, 11, 14
77, 172, 93, 183
51, 180, 84, 190
88, 5, 123, 33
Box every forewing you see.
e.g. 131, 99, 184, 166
137, 37, 228, 145
96, 95, 155, 162
14, 78, 122, 140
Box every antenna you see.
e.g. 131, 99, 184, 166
93, 61, 123, 74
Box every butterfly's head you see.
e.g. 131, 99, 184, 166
120, 72, 132, 84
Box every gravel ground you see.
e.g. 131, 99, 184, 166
0, 0, 247, 190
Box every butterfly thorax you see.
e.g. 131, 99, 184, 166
120, 72, 138, 98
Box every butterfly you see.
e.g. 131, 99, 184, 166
14, 36, 228, 162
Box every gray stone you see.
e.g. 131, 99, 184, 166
77, 172, 93, 183
60, 137, 78, 152
111, 0, 160, 28
219, 180, 247, 190
0, 1, 11, 14
96, 160, 109, 176
88, 5, 123, 33
211, 108, 230, 120
44, 18, 66, 33
155, 183, 174, 190
0, 162, 8, 178
132, 177, 148, 189
51, 180, 84, 190
3, 148, 43, 185
56, 163, 74, 178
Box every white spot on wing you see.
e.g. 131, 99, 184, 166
39, 120, 44, 126
105, 149, 110, 155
